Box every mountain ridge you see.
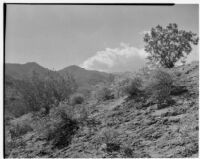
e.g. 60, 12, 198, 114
5, 62, 114, 87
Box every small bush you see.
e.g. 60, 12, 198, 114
70, 94, 84, 105
10, 122, 33, 139
43, 106, 79, 148
123, 147, 133, 157
124, 77, 143, 97
49, 111, 79, 148
76, 87, 92, 99
36, 103, 90, 149
98, 128, 121, 152
115, 78, 132, 98
97, 87, 114, 101
174, 71, 182, 77
145, 69, 173, 109
77, 105, 89, 124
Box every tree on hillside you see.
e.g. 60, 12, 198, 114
144, 23, 198, 68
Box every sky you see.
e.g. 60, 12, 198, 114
6, 4, 199, 72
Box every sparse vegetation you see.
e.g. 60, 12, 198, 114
98, 128, 121, 152
76, 87, 92, 99
123, 146, 133, 157
10, 122, 33, 139
97, 87, 114, 101
70, 93, 84, 105
5, 61, 199, 158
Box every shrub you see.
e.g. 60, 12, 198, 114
77, 105, 89, 124
115, 78, 132, 98
36, 103, 90, 149
97, 87, 114, 101
40, 105, 79, 148
145, 69, 173, 108
138, 66, 152, 80
76, 87, 92, 99
98, 128, 121, 152
49, 111, 79, 148
123, 147, 133, 157
70, 94, 84, 105
10, 122, 33, 139
124, 77, 143, 97
16, 71, 76, 114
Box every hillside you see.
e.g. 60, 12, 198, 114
5, 62, 51, 80
5, 62, 113, 87
5, 62, 115, 118
58, 65, 114, 86
5, 75, 26, 118
5, 62, 199, 158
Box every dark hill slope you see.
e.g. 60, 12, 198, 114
5, 63, 114, 87
58, 65, 114, 86
5, 62, 51, 80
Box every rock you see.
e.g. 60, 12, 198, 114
123, 147, 133, 157
100, 143, 107, 151
171, 85, 188, 95
106, 143, 120, 152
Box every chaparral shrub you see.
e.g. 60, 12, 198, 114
35, 102, 90, 149
10, 121, 33, 139
16, 71, 76, 114
98, 128, 121, 152
145, 69, 174, 109
70, 93, 84, 105
96, 87, 114, 101
124, 77, 143, 97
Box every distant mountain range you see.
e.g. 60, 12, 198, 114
5, 62, 114, 87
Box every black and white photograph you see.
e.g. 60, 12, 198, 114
4, 2, 199, 158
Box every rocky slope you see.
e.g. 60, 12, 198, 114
6, 62, 199, 158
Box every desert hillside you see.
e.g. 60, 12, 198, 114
5, 61, 199, 158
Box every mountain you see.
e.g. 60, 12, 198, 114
5, 62, 52, 80
58, 65, 114, 86
5, 62, 114, 87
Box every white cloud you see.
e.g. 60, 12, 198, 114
139, 30, 150, 35
81, 43, 147, 72
186, 45, 199, 63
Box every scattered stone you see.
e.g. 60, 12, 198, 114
171, 85, 188, 95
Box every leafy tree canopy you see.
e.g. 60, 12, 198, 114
144, 23, 198, 68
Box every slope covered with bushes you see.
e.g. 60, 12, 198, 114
5, 62, 199, 158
